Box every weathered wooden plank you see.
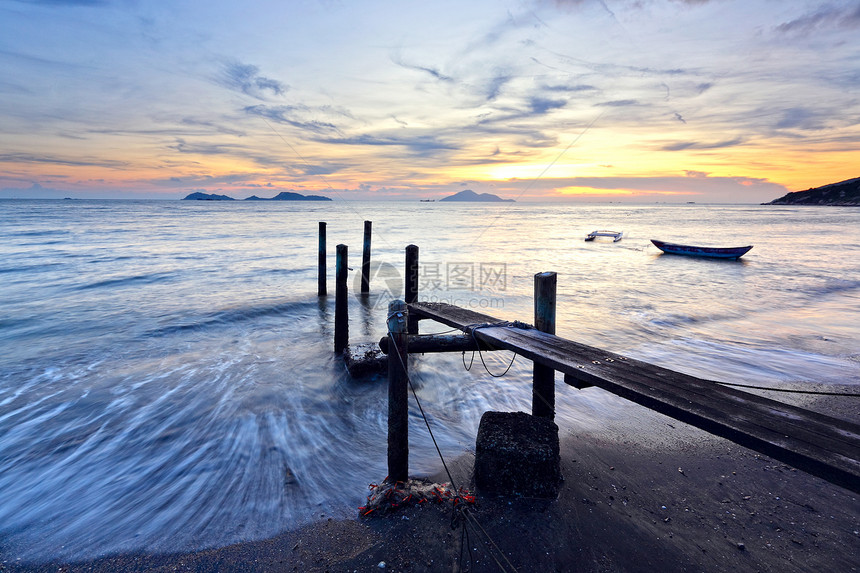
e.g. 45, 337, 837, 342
418, 305, 858, 461
409, 302, 860, 494
409, 302, 852, 444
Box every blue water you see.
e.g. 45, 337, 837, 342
1, 199, 859, 562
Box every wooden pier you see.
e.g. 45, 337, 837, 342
322, 232, 860, 495
403, 300, 860, 495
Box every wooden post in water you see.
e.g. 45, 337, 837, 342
361, 220, 372, 294
318, 222, 327, 297
405, 244, 419, 335
387, 299, 409, 482
334, 244, 349, 354
533, 271, 557, 419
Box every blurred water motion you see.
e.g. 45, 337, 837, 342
1, 199, 858, 561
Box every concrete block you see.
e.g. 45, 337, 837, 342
474, 411, 561, 498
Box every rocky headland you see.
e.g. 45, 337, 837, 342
765, 177, 860, 206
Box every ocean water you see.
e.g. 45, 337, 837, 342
1, 199, 859, 562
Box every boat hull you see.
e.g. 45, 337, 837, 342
586, 230, 622, 242
651, 239, 752, 260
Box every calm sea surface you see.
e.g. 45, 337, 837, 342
2, 199, 859, 561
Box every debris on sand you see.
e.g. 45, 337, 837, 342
359, 478, 475, 517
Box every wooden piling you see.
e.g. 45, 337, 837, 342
533, 271, 557, 419
405, 245, 419, 335
361, 220, 372, 294
318, 222, 326, 297
387, 299, 409, 483
334, 244, 348, 354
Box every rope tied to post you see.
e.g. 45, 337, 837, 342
380, 304, 530, 573
383, 314, 477, 522
463, 320, 533, 335
387, 310, 407, 325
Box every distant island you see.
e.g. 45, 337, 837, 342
182, 191, 331, 201
245, 191, 332, 201
764, 177, 860, 206
439, 189, 514, 202
183, 192, 235, 201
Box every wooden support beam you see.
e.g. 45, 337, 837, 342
407, 301, 860, 494
387, 300, 409, 483
533, 272, 557, 419
317, 222, 326, 297
378, 333, 488, 354
564, 372, 593, 390
361, 220, 372, 294
334, 244, 348, 354
405, 245, 419, 335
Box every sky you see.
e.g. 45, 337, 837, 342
1, 0, 858, 202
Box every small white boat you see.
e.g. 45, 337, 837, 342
585, 230, 623, 242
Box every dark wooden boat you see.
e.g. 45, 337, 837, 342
651, 239, 752, 260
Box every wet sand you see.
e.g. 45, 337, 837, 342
4, 396, 859, 572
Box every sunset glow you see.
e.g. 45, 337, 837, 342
1, 0, 858, 202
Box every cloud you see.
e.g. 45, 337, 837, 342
774, 107, 824, 130
460, 7, 543, 54
315, 133, 458, 156
483, 73, 513, 101
528, 97, 567, 114
595, 99, 640, 107
298, 163, 345, 176
170, 139, 239, 156
166, 137, 350, 176
11, 0, 107, 5
243, 105, 342, 135
545, 173, 788, 201
390, 53, 454, 82
695, 82, 713, 95
0, 152, 127, 168
661, 137, 744, 151
515, 131, 559, 148
541, 83, 599, 94
149, 172, 268, 188
468, 83, 582, 131
776, 4, 860, 34
546, 49, 691, 79
467, 115, 559, 148
216, 61, 287, 100
179, 118, 246, 138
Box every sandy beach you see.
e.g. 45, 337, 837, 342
4, 391, 858, 573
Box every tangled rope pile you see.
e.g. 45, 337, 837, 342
359, 479, 476, 517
